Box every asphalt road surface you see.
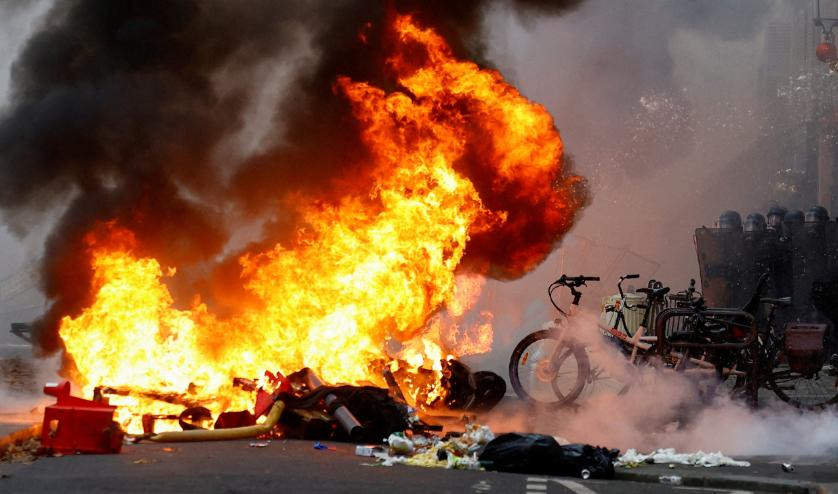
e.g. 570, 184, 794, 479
0, 439, 793, 494
2, 345, 837, 493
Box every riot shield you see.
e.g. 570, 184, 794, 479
696, 227, 749, 308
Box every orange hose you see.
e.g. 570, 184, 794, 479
149, 401, 284, 442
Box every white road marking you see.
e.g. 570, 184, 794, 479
673, 487, 752, 494
526, 476, 548, 494
471, 479, 492, 492
551, 479, 597, 494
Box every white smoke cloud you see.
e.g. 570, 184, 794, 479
480, 309, 838, 456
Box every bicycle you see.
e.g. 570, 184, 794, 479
507, 274, 596, 407
599, 274, 670, 365
712, 275, 838, 408
663, 273, 838, 408
507, 274, 670, 407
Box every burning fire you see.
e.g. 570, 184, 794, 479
58, 15, 582, 433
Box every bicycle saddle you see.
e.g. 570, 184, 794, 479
637, 286, 670, 299
759, 297, 792, 307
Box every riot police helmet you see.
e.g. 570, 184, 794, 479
743, 213, 766, 233
717, 210, 742, 230
805, 206, 829, 223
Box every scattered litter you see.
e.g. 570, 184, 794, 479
782, 463, 794, 472
249, 442, 270, 448
376, 453, 406, 467
161, 447, 174, 453
373, 426, 618, 477
616, 448, 750, 468
658, 474, 682, 485
373, 424, 497, 471
0, 432, 41, 464
387, 432, 414, 455
444, 452, 481, 470
132, 458, 158, 464
355, 445, 385, 457
313, 442, 336, 451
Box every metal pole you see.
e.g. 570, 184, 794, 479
303, 368, 365, 441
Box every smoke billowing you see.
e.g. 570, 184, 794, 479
0, 0, 588, 352
499, 0, 773, 181
482, 311, 838, 456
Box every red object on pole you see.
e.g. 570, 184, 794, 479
816, 40, 837, 63
41, 381, 124, 454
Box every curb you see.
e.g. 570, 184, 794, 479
615, 468, 824, 493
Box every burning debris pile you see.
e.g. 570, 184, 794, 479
0, 3, 586, 435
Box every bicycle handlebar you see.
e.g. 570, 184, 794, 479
555, 275, 600, 287
618, 273, 640, 298
550, 275, 600, 311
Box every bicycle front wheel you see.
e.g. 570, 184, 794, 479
508, 329, 590, 408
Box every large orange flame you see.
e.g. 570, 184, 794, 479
57, 15, 582, 433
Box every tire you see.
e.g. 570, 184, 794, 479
508, 328, 590, 408
768, 346, 838, 409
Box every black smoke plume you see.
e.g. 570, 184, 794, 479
0, 0, 585, 353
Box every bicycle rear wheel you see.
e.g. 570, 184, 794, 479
768, 347, 838, 409
508, 329, 590, 408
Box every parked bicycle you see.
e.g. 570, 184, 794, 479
509, 272, 838, 409
507, 274, 597, 407
508, 273, 670, 407
672, 274, 838, 409
599, 274, 669, 364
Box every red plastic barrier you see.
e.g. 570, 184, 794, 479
41, 381, 124, 454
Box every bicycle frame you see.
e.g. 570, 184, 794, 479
600, 276, 662, 364
600, 312, 657, 364
551, 275, 659, 367
655, 307, 758, 406
543, 276, 598, 369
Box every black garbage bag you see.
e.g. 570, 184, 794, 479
479, 433, 618, 479
478, 433, 565, 474
557, 443, 619, 479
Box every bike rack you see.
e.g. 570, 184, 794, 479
654, 308, 758, 407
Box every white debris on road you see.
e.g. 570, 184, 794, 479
372, 424, 494, 470
616, 448, 751, 468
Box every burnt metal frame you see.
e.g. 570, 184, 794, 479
655, 307, 758, 407
10, 322, 32, 343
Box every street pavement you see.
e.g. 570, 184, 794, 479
3, 345, 838, 493
1, 437, 837, 494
